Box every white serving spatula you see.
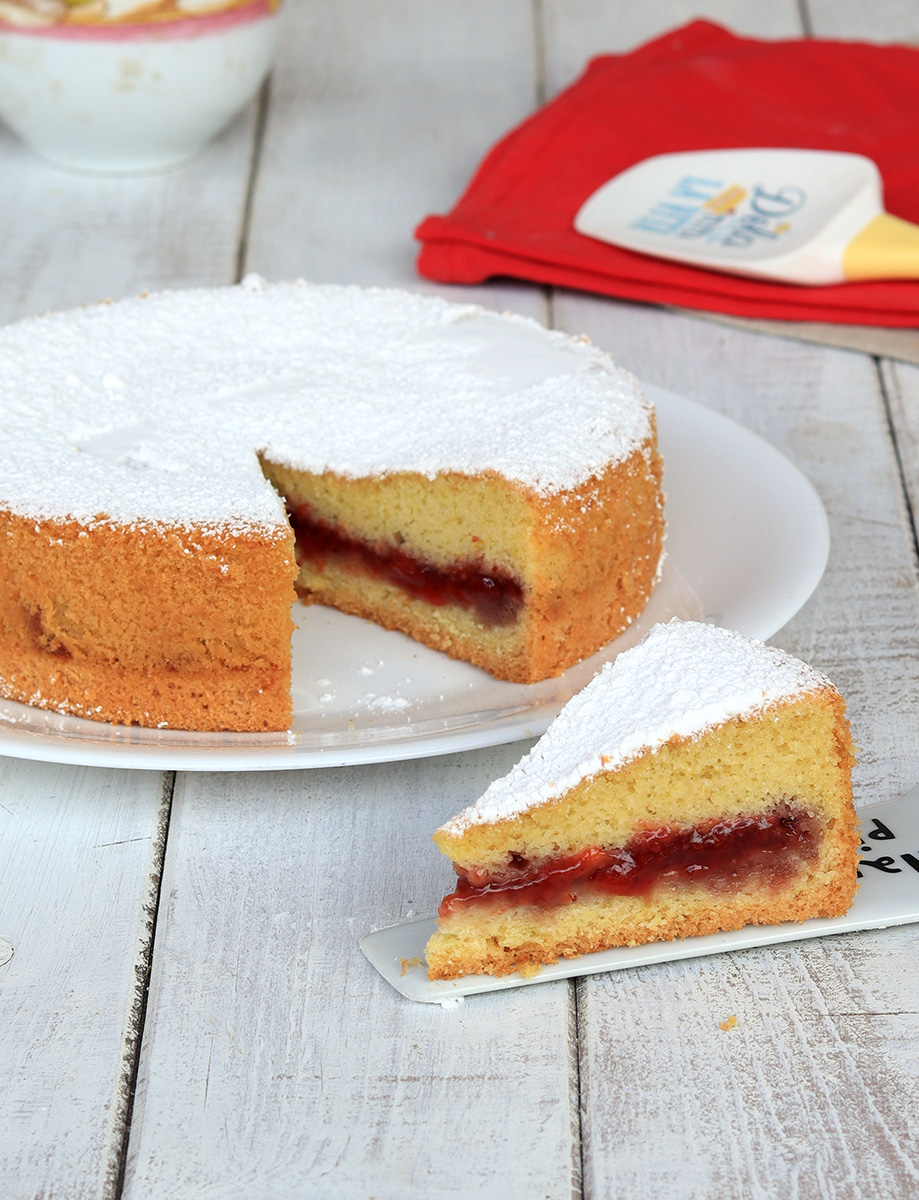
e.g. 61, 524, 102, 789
573, 148, 919, 286
361, 788, 919, 1003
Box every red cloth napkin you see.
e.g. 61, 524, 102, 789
416, 21, 919, 326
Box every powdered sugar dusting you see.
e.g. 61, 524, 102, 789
0, 278, 652, 531
439, 621, 833, 834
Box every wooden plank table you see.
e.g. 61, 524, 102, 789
3, 2, 919, 1196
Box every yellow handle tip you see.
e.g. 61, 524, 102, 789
843, 212, 919, 282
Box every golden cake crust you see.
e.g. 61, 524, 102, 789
0, 511, 297, 731
425, 866, 857, 979
0, 280, 663, 731
433, 688, 854, 867
426, 671, 859, 980
264, 430, 663, 684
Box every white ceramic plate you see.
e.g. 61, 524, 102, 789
0, 386, 829, 771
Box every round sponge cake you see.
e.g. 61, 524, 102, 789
0, 278, 664, 731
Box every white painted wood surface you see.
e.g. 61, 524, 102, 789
2, 1, 919, 1197
124, 757, 579, 1199
0, 111, 256, 321
0, 761, 170, 1198
549, 4, 919, 1195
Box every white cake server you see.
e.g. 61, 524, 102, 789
573, 148, 919, 286
361, 787, 919, 1003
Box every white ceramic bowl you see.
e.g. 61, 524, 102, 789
0, 0, 282, 173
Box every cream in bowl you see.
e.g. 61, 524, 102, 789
0, 0, 282, 173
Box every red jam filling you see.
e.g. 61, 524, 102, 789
439, 802, 821, 917
287, 501, 524, 627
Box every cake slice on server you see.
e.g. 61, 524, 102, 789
425, 620, 859, 980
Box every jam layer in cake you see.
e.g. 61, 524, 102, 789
263, 453, 663, 685
0, 280, 663, 729
440, 802, 822, 917
425, 622, 859, 980
287, 501, 524, 628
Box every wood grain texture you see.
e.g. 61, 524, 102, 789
576, 929, 919, 1200
123, 754, 577, 1200
540, 0, 803, 95
0, 759, 170, 1200
2, 0, 919, 1196
0, 107, 257, 324
808, 0, 919, 41
245, 0, 540, 292
548, 302, 919, 1195
881, 359, 919, 554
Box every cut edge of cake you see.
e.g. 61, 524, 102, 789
0, 279, 664, 731
424, 620, 859, 980
262, 432, 664, 685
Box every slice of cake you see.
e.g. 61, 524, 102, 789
0, 278, 663, 731
425, 621, 858, 980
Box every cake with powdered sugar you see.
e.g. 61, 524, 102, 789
425, 620, 858, 980
0, 277, 663, 731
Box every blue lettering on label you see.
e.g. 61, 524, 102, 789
675, 212, 724, 240
627, 177, 807, 246
631, 202, 698, 235
749, 184, 806, 218
720, 214, 781, 247
668, 175, 724, 201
